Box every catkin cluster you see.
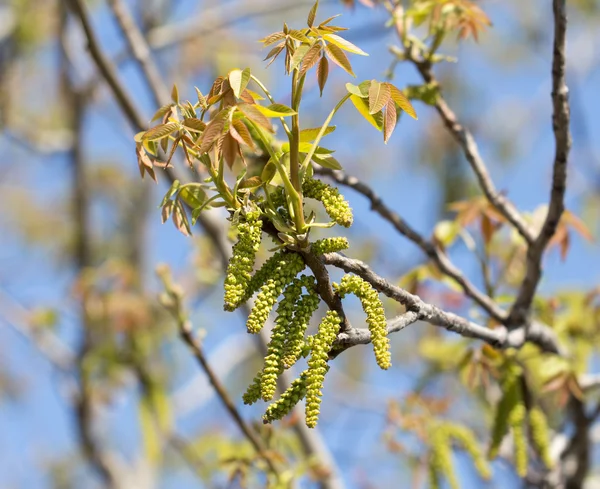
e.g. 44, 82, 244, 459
303, 178, 353, 227
528, 406, 553, 468
305, 310, 341, 428
223, 211, 263, 311
311, 237, 349, 255
246, 252, 305, 334
428, 422, 491, 489
334, 274, 391, 369
262, 372, 308, 423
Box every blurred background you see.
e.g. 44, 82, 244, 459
0, 0, 599, 488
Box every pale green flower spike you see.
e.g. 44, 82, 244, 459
311, 237, 349, 255
445, 423, 492, 480
223, 211, 263, 311
529, 406, 553, 468
260, 277, 305, 401
510, 403, 528, 477
488, 367, 521, 459
305, 310, 340, 428
246, 252, 305, 334
242, 373, 262, 405
303, 178, 353, 227
281, 277, 320, 369
263, 371, 308, 424
334, 274, 390, 369
429, 424, 459, 489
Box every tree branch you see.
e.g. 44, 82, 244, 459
407, 53, 535, 246
507, 0, 571, 327
322, 252, 562, 355
315, 167, 507, 323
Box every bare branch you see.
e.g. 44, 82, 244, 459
507, 0, 571, 327
315, 167, 507, 323
407, 54, 535, 245
322, 252, 562, 354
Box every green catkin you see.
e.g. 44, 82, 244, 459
223, 211, 263, 311
242, 373, 262, 405
488, 368, 521, 459
528, 406, 553, 468
246, 252, 305, 334
311, 237, 349, 255
240, 250, 284, 305
281, 277, 320, 369
445, 423, 492, 480
509, 403, 528, 477
305, 310, 340, 428
302, 178, 353, 227
334, 275, 391, 369
429, 425, 459, 489
262, 372, 308, 424
260, 278, 305, 401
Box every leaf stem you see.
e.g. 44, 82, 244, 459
289, 70, 306, 233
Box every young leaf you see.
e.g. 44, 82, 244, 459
159, 179, 180, 207
255, 103, 297, 117
290, 44, 311, 72
345, 80, 370, 98
325, 43, 355, 76
173, 199, 191, 236
152, 103, 175, 122
299, 126, 336, 142
288, 29, 310, 43
179, 185, 207, 208
368, 80, 391, 114
171, 84, 179, 104
221, 133, 240, 169
239, 176, 262, 189
307, 0, 319, 27
197, 110, 228, 153
161, 200, 174, 224
237, 103, 273, 132
324, 34, 368, 56
387, 83, 418, 119
182, 118, 206, 133
261, 31, 286, 46
299, 43, 322, 77
317, 55, 329, 96
230, 119, 255, 149
261, 161, 277, 184
383, 99, 397, 143
143, 122, 179, 141
350, 94, 382, 130
228, 68, 251, 99
311, 154, 342, 170
195, 87, 207, 108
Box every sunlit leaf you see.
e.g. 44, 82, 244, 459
288, 29, 310, 43
299, 126, 336, 142
173, 199, 191, 236
290, 44, 310, 72
143, 122, 179, 141
230, 119, 255, 149
261, 31, 286, 45
171, 84, 179, 104
349, 94, 382, 130
179, 185, 206, 208
345, 80, 370, 98
368, 80, 391, 114
228, 68, 251, 99
324, 34, 368, 56
325, 43, 355, 76
311, 154, 342, 170
387, 83, 418, 120
152, 103, 175, 122
237, 103, 273, 132
255, 103, 297, 117
299, 43, 322, 77
383, 99, 397, 144
197, 110, 229, 153
182, 118, 206, 133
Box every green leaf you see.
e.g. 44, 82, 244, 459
311, 154, 342, 170
159, 180, 180, 207
261, 31, 286, 45
324, 34, 368, 56
261, 161, 277, 184
255, 103, 297, 117
228, 68, 251, 99
282, 142, 334, 154
325, 44, 355, 77
299, 126, 336, 142
288, 29, 310, 43
171, 84, 179, 104
179, 185, 207, 208
238, 176, 262, 189
290, 45, 310, 72
433, 220, 461, 247
307, 0, 319, 27
368, 80, 391, 114
143, 122, 179, 141
195, 87, 207, 108
350, 94, 382, 130
387, 83, 418, 119
345, 80, 371, 98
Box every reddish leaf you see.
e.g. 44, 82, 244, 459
197, 110, 228, 154
317, 55, 329, 96
299, 42, 322, 77
369, 80, 391, 115
260, 31, 286, 46
325, 43, 354, 77
172, 200, 191, 236
387, 83, 418, 120
237, 103, 273, 132
161, 200, 174, 224
221, 133, 240, 169
383, 99, 397, 144
230, 119, 255, 149
307, 0, 319, 27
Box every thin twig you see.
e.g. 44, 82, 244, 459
322, 252, 562, 354
315, 167, 507, 322
406, 53, 534, 245
507, 0, 571, 327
